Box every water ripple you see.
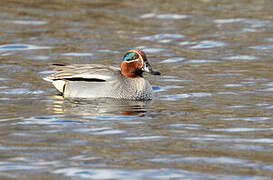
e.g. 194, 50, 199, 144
153, 85, 183, 93
140, 34, 185, 41
8, 20, 47, 25
135, 46, 165, 53
157, 14, 188, 19
83, 115, 149, 121
0, 88, 44, 95
173, 156, 248, 166
190, 41, 227, 49
224, 84, 243, 87
264, 81, 273, 86
53, 168, 216, 179
212, 128, 273, 132
214, 18, 245, 24
0, 77, 9, 81
19, 115, 65, 125
224, 55, 258, 61
0, 164, 41, 171
92, 129, 125, 135
169, 123, 201, 130
61, 52, 93, 57
214, 18, 270, 29
161, 57, 185, 63
250, 45, 273, 50
0, 44, 51, 51
266, 38, 273, 42
185, 59, 218, 64
160, 92, 212, 101
124, 136, 165, 141
160, 76, 192, 83
28, 55, 50, 60
179, 41, 196, 46
140, 13, 188, 20
221, 117, 271, 121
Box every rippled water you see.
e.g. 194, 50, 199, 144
0, 0, 273, 179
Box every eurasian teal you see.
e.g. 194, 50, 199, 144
44, 49, 160, 100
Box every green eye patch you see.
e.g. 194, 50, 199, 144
123, 52, 139, 62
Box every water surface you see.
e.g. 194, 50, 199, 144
0, 0, 273, 179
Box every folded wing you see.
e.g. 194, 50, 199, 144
44, 64, 120, 93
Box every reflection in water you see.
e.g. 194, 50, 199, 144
51, 95, 150, 116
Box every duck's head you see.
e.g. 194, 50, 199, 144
120, 49, 161, 78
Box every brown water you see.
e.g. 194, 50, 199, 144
0, 0, 273, 179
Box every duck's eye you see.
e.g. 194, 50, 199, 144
123, 52, 139, 62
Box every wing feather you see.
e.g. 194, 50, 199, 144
45, 64, 120, 82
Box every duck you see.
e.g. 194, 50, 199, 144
43, 49, 160, 100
